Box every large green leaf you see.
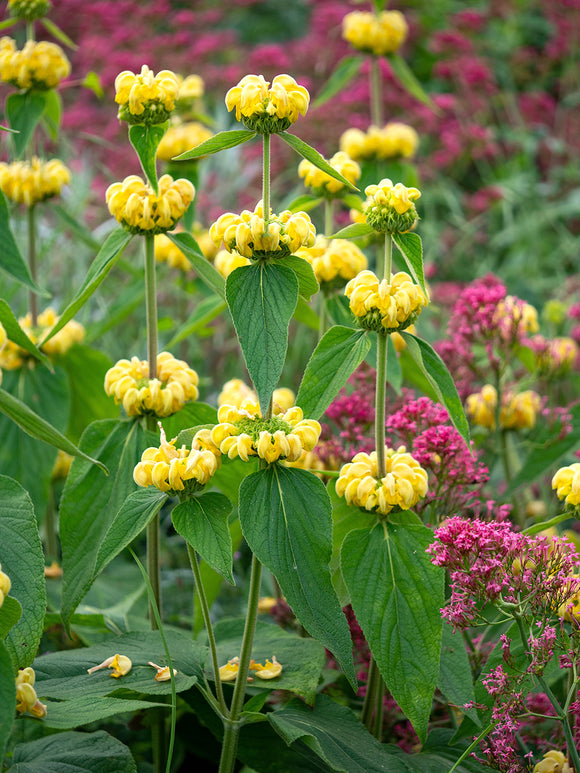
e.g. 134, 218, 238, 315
438, 624, 479, 725
0, 639, 16, 760
392, 232, 427, 296
60, 419, 152, 627
0, 595, 22, 639
239, 465, 356, 687
42, 696, 165, 729
279, 132, 359, 192
212, 618, 325, 705
330, 223, 374, 240
6, 91, 48, 157
173, 129, 256, 160
10, 730, 137, 773
95, 488, 168, 577
129, 122, 167, 192
0, 476, 46, 669
41, 89, 63, 141
226, 262, 298, 414
269, 695, 408, 772
400, 332, 470, 447
341, 522, 444, 742
385, 729, 484, 772
162, 401, 218, 443
172, 492, 234, 584
296, 326, 370, 420
312, 56, 363, 108
165, 231, 225, 298
0, 299, 51, 369
281, 255, 319, 300
0, 194, 46, 294
40, 228, 133, 346
386, 54, 436, 109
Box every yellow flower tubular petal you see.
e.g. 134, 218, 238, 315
552, 463, 580, 509
0, 562, 11, 607
298, 151, 360, 197
345, 269, 427, 333
249, 656, 282, 680
106, 174, 194, 235
218, 657, 239, 682
157, 121, 213, 161
15, 667, 47, 718
154, 234, 191, 272
225, 73, 309, 133
0, 307, 83, 371
115, 64, 180, 124
297, 235, 367, 287
0, 157, 70, 207
148, 661, 178, 682
0, 36, 69, 90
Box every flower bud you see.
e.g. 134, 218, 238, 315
115, 65, 179, 125
225, 73, 309, 134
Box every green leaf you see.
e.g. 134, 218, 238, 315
387, 333, 403, 392
386, 54, 436, 109
42, 696, 165, 729
40, 17, 79, 48
212, 618, 326, 705
326, 294, 356, 328
0, 639, 16, 761
279, 132, 359, 192
0, 193, 47, 294
0, 299, 51, 368
166, 295, 227, 347
53, 204, 100, 250
313, 56, 363, 108
40, 228, 134, 346
95, 488, 168, 577
438, 624, 479, 725
165, 231, 225, 298
524, 513, 575, 536
6, 91, 47, 157
341, 522, 444, 742
282, 254, 319, 300
0, 476, 46, 669
372, 0, 387, 10
60, 420, 151, 627
269, 694, 408, 772
129, 123, 167, 193
240, 465, 356, 687
297, 326, 370, 420
162, 401, 218, 442
0, 595, 22, 639
172, 492, 234, 584
393, 232, 427, 296
293, 296, 319, 330
173, 129, 256, 160
330, 222, 375, 240
82, 71, 104, 98
41, 89, 62, 140
286, 193, 323, 213
33, 630, 204, 699
0, 18, 17, 30
11, 731, 137, 773
226, 262, 298, 414
400, 333, 470, 447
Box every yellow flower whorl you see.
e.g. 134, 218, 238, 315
340, 123, 419, 161
336, 447, 428, 514
552, 463, 580, 509
15, 667, 47, 718
157, 122, 213, 162
104, 352, 199, 418
115, 64, 180, 125
493, 295, 539, 341
209, 201, 315, 260
217, 379, 295, 413
342, 10, 408, 56
154, 234, 191, 272
364, 178, 421, 233
298, 151, 360, 197
466, 385, 541, 431
0, 36, 70, 90
0, 157, 70, 207
214, 249, 251, 278
225, 73, 310, 134
297, 235, 367, 287
0, 308, 84, 370
176, 73, 204, 101
134, 428, 219, 495
345, 269, 428, 333
205, 399, 320, 464
105, 174, 195, 235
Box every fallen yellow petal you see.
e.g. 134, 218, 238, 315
148, 661, 178, 682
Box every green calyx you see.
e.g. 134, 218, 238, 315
356, 309, 419, 334
235, 415, 292, 442
118, 102, 174, 127
175, 480, 206, 501
9, 0, 51, 20
365, 204, 418, 235
241, 113, 291, 135
119, 220, 176, 236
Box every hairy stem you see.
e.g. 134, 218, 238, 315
369, 56, 383, 127
28, 205, 38, 326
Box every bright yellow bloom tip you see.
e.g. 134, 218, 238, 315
0, 157, 70, 207
225, 73, 309, 134
297, 235, 367, 288
0, 562, 11, 608
87, 654, 132, 678
342, 10, 408, 56
155, 234, 191, 272
552, 463, 580, 509
345, 269, 428, 333
115, 64, 180, 125
148, 661, 178, 682
363, 178, 421, 233
466, 385, 541, 431
298, 151, 360, 197
219, 657, 240, 682
15, 667, 47, 718
156, 121, 213, 162
533, 750, 573, 773
340, 122, 419, 162
106, 174, 195, 235
0, 36, 70, 90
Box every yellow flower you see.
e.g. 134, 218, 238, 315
258, 596, 278, 613
552, 463, 580, 509
533, 750, 573, 773
342, 10, 408, 56
345, 269, 428, 333
465, 384, 497, 429
104, 351, 199, 418
193, 223, 219, 261
493, 295, 539, 341
115, 64, 180, 125
156, 121, 213, 162
340, 123, 418, 161
391, 324, 416, 352
336, 447, 428, 514
217, 379, 295, 415
249, 656, 282, 680
105, 174, 195, 235
176, 73, 204, 101
364, 178, 421, 233
205, 399, 320, 464
87, 654, 132, 678
15, 667, 47, 718
219, 657, 240, 682
0, 321, 6, 353
134, 426, 219, 495
225, 73, 309, 133
210, 200, 315, 260
148, 661, 178, 681
0, 562, 11, 607
214, 248, 251, 278
0, 36, 70, 90
535, 336, 579, 376
298, 151, 360, 197
8, 0, 51, 21
51, 449, 74, 481
0, 157, 70, 207
154, 234, 191, 272
297, 235, 367, 288
0, 307, 84, 370
466, 385, 541, 431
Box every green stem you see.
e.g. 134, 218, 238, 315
218, 554, 263, 773
324, 198, 334, 237
26, 21, 34, 41
448, 723, 496, 773
375, 332, 388, 478
384, 233, 392, 280
361, 657, 379, 732
28, 205, 37, 326
369, 56, 383, 127
186, 544, 228, 717
44, 487, 58, 561
262, 133, 270, 230
373, 672, 385, 741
